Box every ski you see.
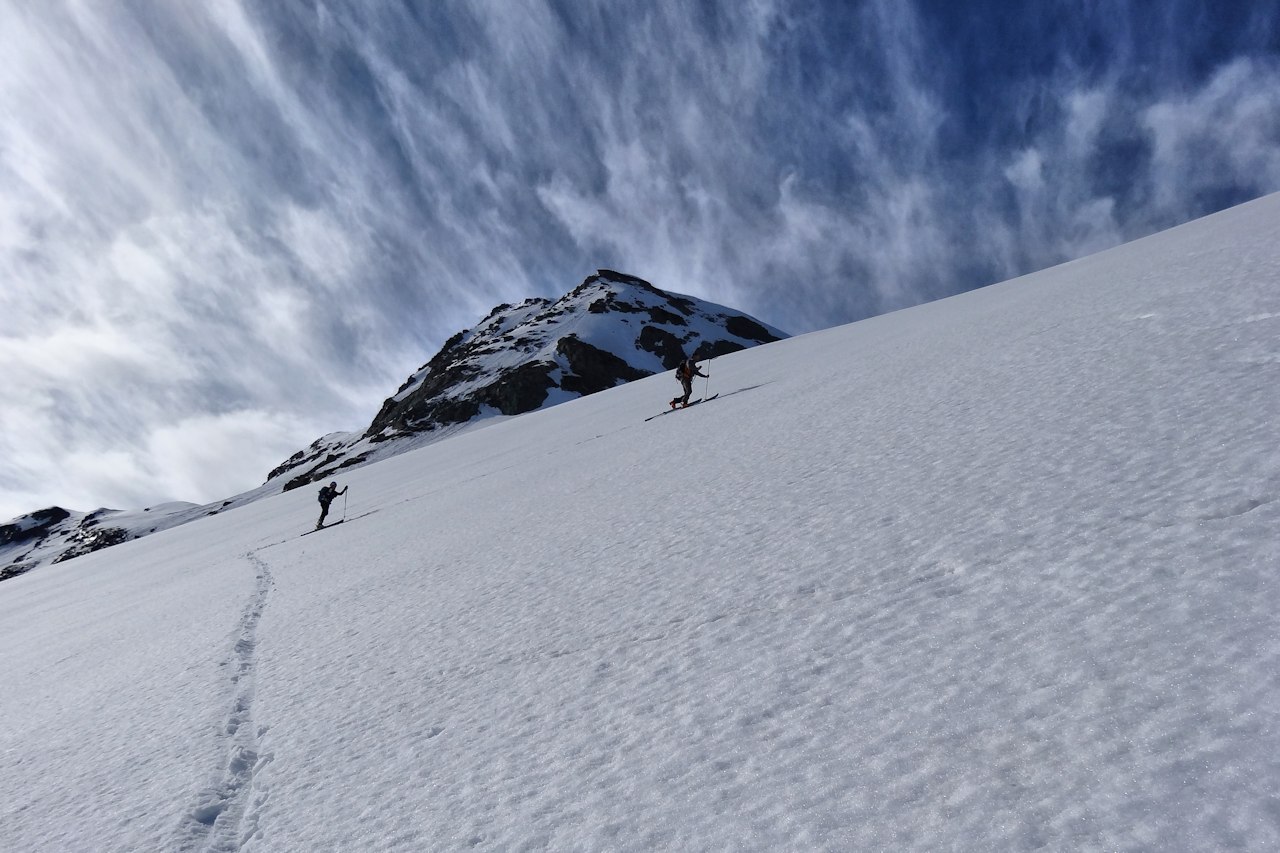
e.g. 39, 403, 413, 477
644, 394, 719, 421
302, 520, 344, 536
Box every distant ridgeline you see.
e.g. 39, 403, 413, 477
0, 502, 212, 582
266, 270, 787, 492
1, 271, 785, 580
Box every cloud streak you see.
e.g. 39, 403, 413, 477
1, 0, 1278, 519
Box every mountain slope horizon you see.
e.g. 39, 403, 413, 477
1, 270, 785, 578
2, 193, 1278, 850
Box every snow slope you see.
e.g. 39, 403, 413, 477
2, 194, 1278, 851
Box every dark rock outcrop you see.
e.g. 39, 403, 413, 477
0, 506, 71, 547
557, 336, 649, 396
53, 526, 132, 563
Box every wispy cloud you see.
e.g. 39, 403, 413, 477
1, 1, 1278, 519
1143, 58, 1280, 213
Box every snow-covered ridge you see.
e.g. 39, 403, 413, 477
265, 269, 786, 491
1, 503, 197, 581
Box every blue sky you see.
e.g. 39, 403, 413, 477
2, 1, 1279, 520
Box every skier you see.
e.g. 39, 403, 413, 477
670, 354, 707, 409
316, 481, 347, 529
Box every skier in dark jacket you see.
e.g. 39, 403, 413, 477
316, 481, 347, 529
670, 355, 707, 409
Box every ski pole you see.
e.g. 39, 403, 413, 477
704, 357, 713, 398
342, 490, 348, 522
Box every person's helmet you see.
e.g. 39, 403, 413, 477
329, 481, 337, 487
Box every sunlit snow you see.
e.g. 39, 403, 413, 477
2, 195, 1278, 851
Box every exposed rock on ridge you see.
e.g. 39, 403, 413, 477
1, 503, 205, 581
269, 270, 786, 491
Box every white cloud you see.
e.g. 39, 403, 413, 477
1006, 149, 1045, 193
0, 409, 320, 520
1143, 58, 1280, 212
143, 410, 320, 504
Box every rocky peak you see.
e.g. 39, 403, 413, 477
269, 271, 786, 491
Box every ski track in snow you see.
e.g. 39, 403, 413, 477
174, 551, 274, 852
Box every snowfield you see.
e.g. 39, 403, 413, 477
2, 194, 1279, 851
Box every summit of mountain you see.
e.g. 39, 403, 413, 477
266, 270, 786, 491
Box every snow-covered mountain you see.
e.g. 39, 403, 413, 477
0, 271, 783, 579
2, 505, 188, 581
2, 194, 1278, 851
266, 269, 785, 491
0, 491, 271, 582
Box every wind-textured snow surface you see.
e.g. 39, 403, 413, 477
2, 195, 1279, 851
